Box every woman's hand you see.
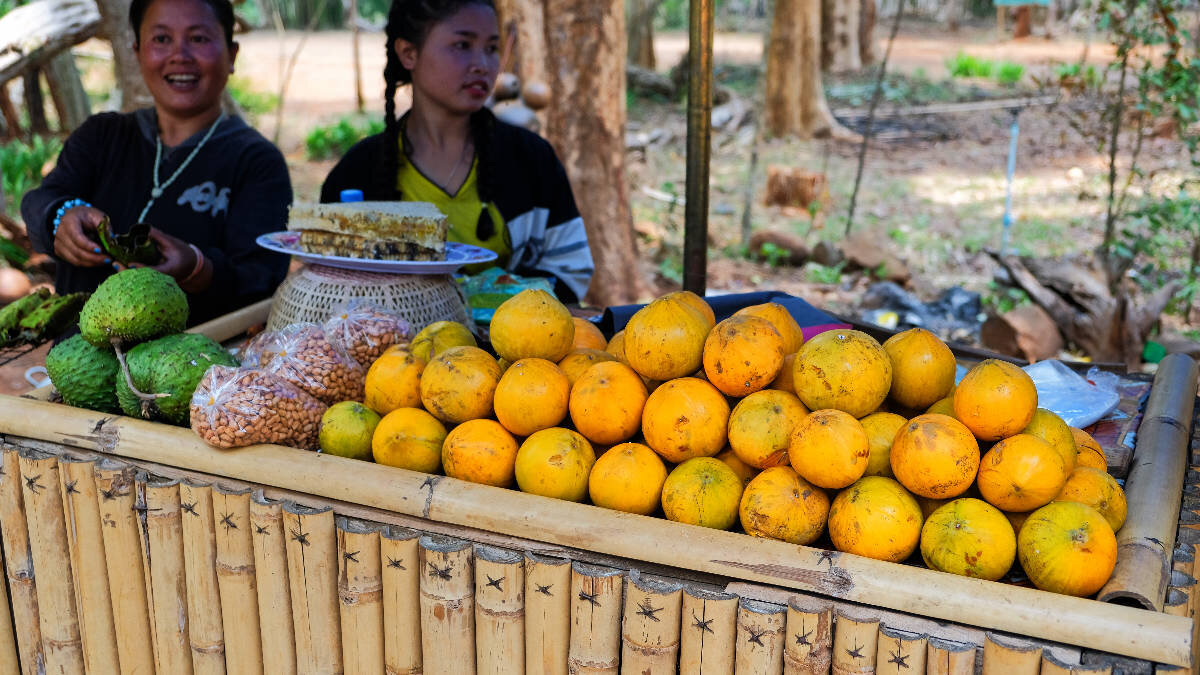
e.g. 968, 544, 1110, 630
53, 205, 110, 267
138, 228, 212, 293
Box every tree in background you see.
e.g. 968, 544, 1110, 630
627, 0, 660, 70
765, 0, 850, 139
822, 0, 862, 73
95, 0, 151, 111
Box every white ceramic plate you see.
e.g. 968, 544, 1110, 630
256, 231, 498, 274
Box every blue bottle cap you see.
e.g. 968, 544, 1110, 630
340, 189, 364, 202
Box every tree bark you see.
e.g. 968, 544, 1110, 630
626, 0, 657, 70
494, 0, 550, 94
822, 0, 862, 73
859, 0, 876, 65
95, 0, 152, 111
44, 51, 91, 131
765, 0, 848, 139
939, 0, 964, 32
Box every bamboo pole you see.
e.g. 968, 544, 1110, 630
1042, 651, 1114, 674
981, 633, 1041, 675
212, 484, 264, 675
0, 543, 18, 675
282, 502, 342, 674
680, 585, 737, 675
831, 610, 878, 675
419, 534, 476, 675
139, 472, 194, 675
735, 598, 786, 675
0, 397, 1194, 667
187, 297, 272, 343
474, 545, 525, 675
382, 526, 422, 674
1100, 354, 1198, 610
621, 570, 682, 673
18, 448, 84, 673
784, 595, 832, 675
58, 454, 120, 674
337, 517, 385, 674
568, 562, 624, 674
0, 444, 44, 674
876, 626, 926, 675
180, 480, 227, 674
94, 459, 155, 674
249, 490, 296, 675
926, 638, 975, 675
524, 552, 571, 675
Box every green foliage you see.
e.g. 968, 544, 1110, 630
757, 242, 789, 268
1121, 187, 1200, 315
983, 282, 1031, 315
826, 67, 993, 109
305, 116, 385, 160
947, 52, 994, 79
995, 62, 1025, 86
803, 261, 845, 285
228, 76, 278, 120
1, 136, 62, 219
657, 257, 683, 285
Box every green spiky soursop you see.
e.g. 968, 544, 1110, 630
79, 268, 188, 347
45, 334, 121, 413
116, 333, 238, 424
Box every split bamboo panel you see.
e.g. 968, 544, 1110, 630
1041, 651, 1113, 674
336, 517, 385, 674
211, 484, 264, 675
18, 448, 84, 673
621, 570, 682, 674
180, 480, 227, 674
419, 534, 476, 675
925, 638, 975, 675
679, 586, 737, 675
734, 598, 785, 675
474, 545, 525, 675
248, 491, 296, 675
568, 562, 624, 674
0, 542, 18, 674
831, 610, 878, 675
94, 459, 155, 673
0, 445, 44, 674
524, 552, 571, 675
138, 472, 193, 675
381, 526, 421, 674
876, 626, 927, 675
784, 595, 833, 675
282, 502, 342, 674
57, 454, 120, 674
1165, 589, 1190, 617
981, 633, 1041, 675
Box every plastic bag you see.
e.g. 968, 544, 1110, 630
190, 365, 327, 449
323, 299, 413, 367
255, 323, 366, 404
458, 267, 555, 324
237, 329, 278, 369
1023, 359, 1121, 428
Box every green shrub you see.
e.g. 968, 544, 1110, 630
995, 62, 1025, 86
1, 136, 62, 218
228, 76, 278, 120
947, 52, 994, 79
305, 116, 385, 160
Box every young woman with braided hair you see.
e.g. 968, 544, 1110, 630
320, 0, 594, 302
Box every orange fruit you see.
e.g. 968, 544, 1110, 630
664, 290, 716, 329
883, 327, 956, 410
442, 419, 520, 487
702, 315, 786, 397
409, 320, 476, 362
363, 349, 426, 415
569, 361, 648, 445
1018, 501, 1117, 596
925, 395, 956, 418
371, 407, 447, 474
716, 447, 760, 486
889, 414, 980, 499
916, 495, 952, 520
734, 302, 804, 354
920, 498, 1016, 581
493, 358, 570, 436
661, 457, 744, 530
514, 428, 596, 501
788, 409, 870, 490
977, 434, 1068, 512
828, 476, 923, 562
642, 377, 730, 463
571, 317, 608, 350
1005, 509, 1033, 535
605, 330, 630, 365
1070, 427, 1108, 472
624, 297, 712, 381
739, 466, 829, 544
1056, 466, 1127, 532
769, 353, 798, 394
557, 348, 617, 388
489, 289, 575, 363
727, 389, 809, 469
419, 346, 501, 424
793, 329, 892, 418
859, 411, 907, 478
953, 359, 1037, 441
1022, 408, 1077, 475
588, 442, 668, 515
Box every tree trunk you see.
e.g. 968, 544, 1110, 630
939, 0, 964, 32
859, 0, 876, 65
95, 0, 152, 111
23, 70, 48, 135
1014, 6, 1032, 38
494, 0, 550, 95
44, 51, 91, 131
822, 0, 861, 73
765, 0, 847, 139
626, 0, 657, 70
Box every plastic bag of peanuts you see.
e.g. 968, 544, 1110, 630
237, 329, 278, 368
190, 366, 327, 449
323, 299, 412, 367
254, 323, 366, 404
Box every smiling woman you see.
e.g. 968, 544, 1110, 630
19, 0, 291, 329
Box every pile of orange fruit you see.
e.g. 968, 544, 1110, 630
353, 289, 1124, 598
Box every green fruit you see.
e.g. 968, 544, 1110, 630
17, 293, 89, 342
116, 333, 238, 425
319, 401, 381, 461
0, 289, 51, 344
45, 335, 120, 413
79, 268, 188, 347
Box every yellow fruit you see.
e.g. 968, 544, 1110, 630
977, 434, 1068, 512
859, 411, 907, 478
572, 317, 608, 350
1071, 427, 1108, 472
793, 329, 892, 418
623, 297, 711, 381
883, 327, 956, 410
419, 346, 501, 424
664, 290, 716, 329
514, 428, 596, 501
727, 389, 809, 469
735, 302, 805, 354
372, 407, 447, 473
569, 361, 648, 445
920, 498, 1016, 581
588, 442, 668, 515
739, 466, 829, 544
1022, 408, 1077, 475
318, 401, 381, 461
489, 289, 575, 363
788, 409, 870, 490
702, 315, 786, 397
606, 330, 630, 365
661, 457, 744, 530
442, 419, 520, 487
769, 353, 798, 394
364, 349, 426, 415
410, 321, 476, 362
493, 358, 570, 436
828, 476, 923, 562
1056, 466, 1127, 532
889, 414, 979, 499
641, 377, 730, 463
716, 447, 760, 486
558, 348, 618, 388
1018, 501, 1117, 596
954, 359, 1037, 441
925, 395, 956, 418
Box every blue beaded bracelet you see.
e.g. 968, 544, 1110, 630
52, 199, 91, 236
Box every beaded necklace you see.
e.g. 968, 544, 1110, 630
137, 112, 225, 223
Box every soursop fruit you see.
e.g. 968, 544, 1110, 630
116, 333, 238, 425
79, 268, 187, 347
45, 335, 121, 413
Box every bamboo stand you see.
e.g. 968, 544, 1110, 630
283, 502, 342, 674
568, 562, 624, 674
784, 595, 833, 674
831, 610, 878, 675
419, 534, 476, 675
94, 459, 155, 674
981, 633, 1041, 675
1041, 651, 1113, 674
138, 473, 193, 674
524, 552, 571, 675
0, 543, 18, 674
0, 445, 44, 674
180, 480, 226, 674
249, 491, 296, 675
735, 598, 786, 675
474, 545, 525, 675
336, 517, 385, 674
876, 626, 927, 675
925, 638, 975, 675
679, 586, 738, 674
621, 570, 683, 673
212, 484, 264, 675
381, 526, 422, 674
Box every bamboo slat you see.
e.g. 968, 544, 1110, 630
94, 459, 155, 674
524, 552, 571, 675
621, 570, 682, 674
926, 638, 975, 675
734, 598, 785, 675
679, 586, 737, 675
187, 297, 272, 343
212, 484, 264, 675
180, 480, 226, 674
57, 455, 120, 674
139, 472, 194, 675
0, 543, 19, 675
382, 526, 421, 674
1099, 353, 1198, 610
876, 626, 927, 675
248, 491, 295, 675
18, 448, 84, 673
831, 610, 878, 675
1042, 651, 1113, 674
568, 562, 624, 675
1165, 589, 1190, 617
474, 545, 525, 675
784, 595, 832, 675
282, 502, 342, 674
336, 517, 384, 675
0, 445, 44, 674
419, 534, 476, 675
981, 633, 1041, 675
